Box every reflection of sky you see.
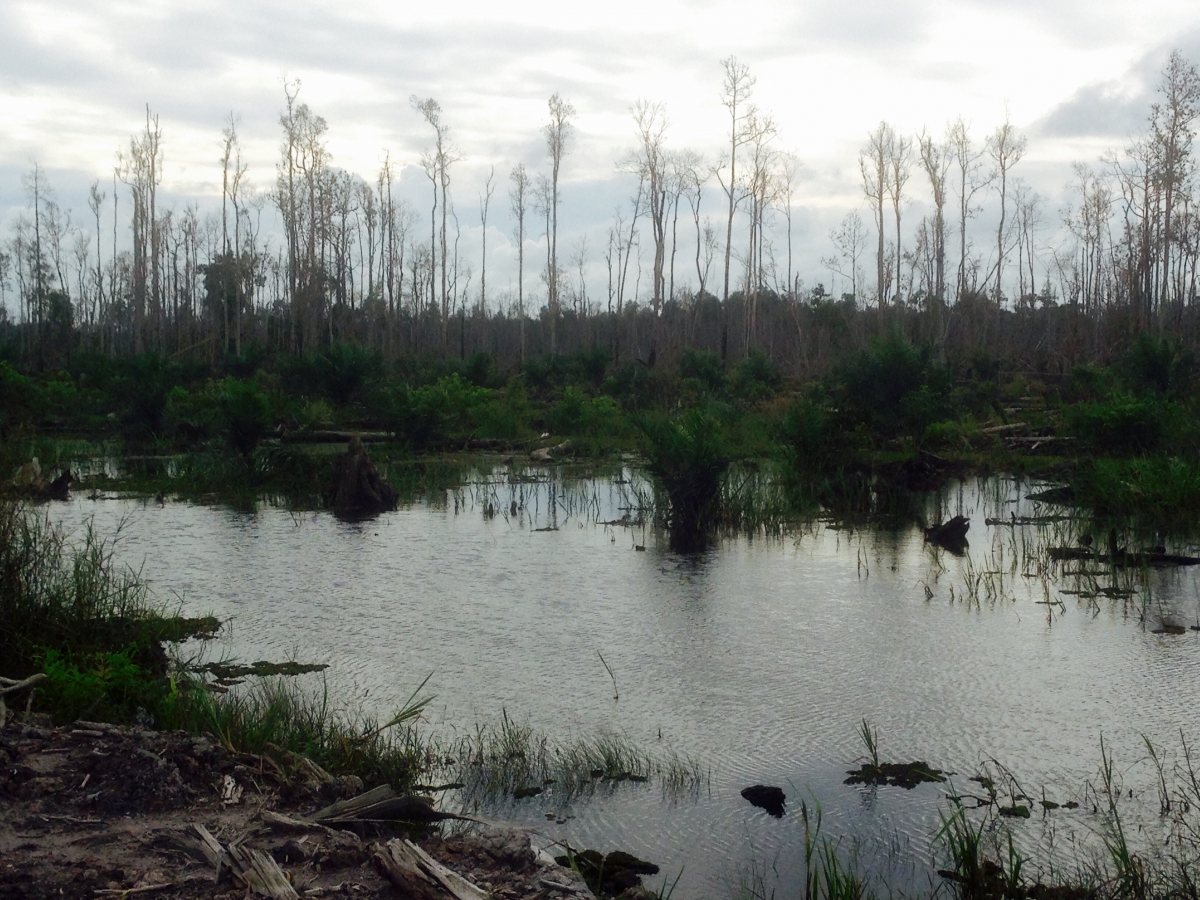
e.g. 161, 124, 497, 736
48, 472, 1200, 898
4, 1, 1200, 305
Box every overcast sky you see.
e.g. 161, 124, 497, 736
3, 0, 1200, 300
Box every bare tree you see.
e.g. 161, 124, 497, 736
986, 112, 1027, 300
545, 93, 576, 354
88, 181, 105, 345
918, 129, 951, 305
509, 163, 530, 363
717, 56, 756, 359
625, 100, 670, 317
1150, 51, 1200, 316
822, 212, 869, 302
777, 152, 801, 298
478, 165, 495, 313
886, 129, 913, 301
860, 122, 892, 309
412, 96, 460, 343
947, 116, 991, 301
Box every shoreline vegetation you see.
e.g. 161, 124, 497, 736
3, 330, 1200, 536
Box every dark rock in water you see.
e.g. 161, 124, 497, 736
325, 436, 397, 515
741, 784, 786, 817
1152, 624, 1187, 635
924, 515, 970, 553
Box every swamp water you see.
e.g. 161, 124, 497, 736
48, 470, 1200, 898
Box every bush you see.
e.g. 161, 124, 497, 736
546, 387, 622, 438
221, 379, 271, 457
1120, 334, 1194, 398
834, 335, 951, 438
678, 349, 726, 394
1063, 395, 1182, 456
731, 351, 781, 401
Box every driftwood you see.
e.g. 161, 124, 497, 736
192, 823, 299, 899
0, 673, 47, 726
374, 838, 490, 900
530, 440, 570, 462
282, 430, 393, 444
310, 784, 396, 822
260, 809, 330, 832
311, 785, 471, 826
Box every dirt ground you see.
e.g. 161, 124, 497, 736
0, 717, 610, 900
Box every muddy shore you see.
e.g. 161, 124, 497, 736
0, 717, 629, 900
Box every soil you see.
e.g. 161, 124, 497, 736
0, 717, 621, 900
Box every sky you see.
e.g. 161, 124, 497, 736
3, 0, 1200, 303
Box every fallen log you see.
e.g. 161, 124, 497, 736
374, 838, 490, 900
0, 673, 47, 726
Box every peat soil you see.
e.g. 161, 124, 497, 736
0, 716, 604, 900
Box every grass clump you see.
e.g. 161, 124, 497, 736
449, 711, 702, 802
168, 675, 432, 791
0, 500, 215, 692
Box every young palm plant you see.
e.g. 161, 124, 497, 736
636, 408, 730, 552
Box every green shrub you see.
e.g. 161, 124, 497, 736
40, 648, 165, 724
1120, 334, 1194, 398
833, 335, 951, 438
221, 378, 271, 457
679, 349, 726, 394
731, 351, 781, 401
1063, 395, 1181, 456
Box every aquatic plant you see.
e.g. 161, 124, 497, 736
447, 710, 703, 802
636, 408, 730, 552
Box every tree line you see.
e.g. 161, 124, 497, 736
3, 52, 1200, 376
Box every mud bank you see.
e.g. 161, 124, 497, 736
0, 717, 634, 900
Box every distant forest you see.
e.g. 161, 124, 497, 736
2, 52, 1200, 375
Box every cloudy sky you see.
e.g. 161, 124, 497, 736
3, 0, 1200, 300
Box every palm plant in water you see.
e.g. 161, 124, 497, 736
637, 408, 730, 552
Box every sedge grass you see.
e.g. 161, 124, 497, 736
447, 711, 705, 802
0, 500, 216, 687
164, 673, 434, 790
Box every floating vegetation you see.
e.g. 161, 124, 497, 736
844, 760, 947, 790
845, 719, 946, 789
193, 659, 330, 684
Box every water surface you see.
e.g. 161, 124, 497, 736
49, 471, 1200, 897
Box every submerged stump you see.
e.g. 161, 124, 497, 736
325, 437, 398, 515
